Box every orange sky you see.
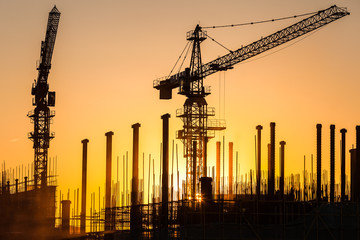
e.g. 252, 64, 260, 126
1, 0, 359, 211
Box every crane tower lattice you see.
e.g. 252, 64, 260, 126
28, 6, 60, 188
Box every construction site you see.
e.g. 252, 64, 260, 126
1, 3, 360, 240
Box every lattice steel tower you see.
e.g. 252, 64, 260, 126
28, 6, 60, 188
175, 25, 226, 198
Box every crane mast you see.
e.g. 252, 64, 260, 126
176, 25, 220, 200
154, 5, 349, 199
28, 6, 60, 188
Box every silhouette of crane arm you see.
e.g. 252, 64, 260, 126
37, 6, 60, 81
154, 5, 349, 99
33, 6, 60, 105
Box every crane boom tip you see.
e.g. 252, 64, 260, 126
51, 5, 60, 14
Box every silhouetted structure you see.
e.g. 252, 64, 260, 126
0, 6, 60, 240
131, 123, 141, 236
27, 6, 60, 188
154, 5, 348, 201
355, 125, 360, 201
2, 5, 353, 240
340, 128, 347, 201
267, 143, 271, 196
192, 141, 197, 200
269, 122, 275, 197
161, 114, 170, 238
317, 124, 322, 201
105, 131, 114, 231
229, 142, 233, 197
203, 137, 208, 177
0, 185, 56, 240
81, 139, 89, 233
61, 200, 71, 234
256, 125, 262, 198
280, 141, 286, 198
350, 148, 358, 201
216, 141, 221, 196
330, 124, 335, 203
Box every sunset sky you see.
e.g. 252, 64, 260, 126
1, 0, 359, 210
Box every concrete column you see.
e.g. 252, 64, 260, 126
131, 123, 140, 206
192, 141, 197, 200
200, 177, 212, 201
267, 144, 271, 196
350, 148, 357, 201
203, 137, 208, 177
229, 142, 233, 198
256, 125, 263, 198
131, 123, 141, 234
280, 141, 286, 198
161, 114, 170, 237
41, 171, 46, 189
1, 175, 4, 195
81, 139, 89, 233
105, 131, 114, 231
311, 155, 313, 200
61, 200, 71, 234
250, 170, 253, 197
303, 156, 306, 201
355, 126, 360, 201
216, 141, 221, 196
269, 122, 275, 197
340, 128, 347, 201
316, 124, 322, 201
34, 174, 38, 189
24, 176, 28, 192
15, 179, 18, 193
330, 125, 335, 203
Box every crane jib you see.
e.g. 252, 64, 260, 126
38, 6, 60, 78
153, 5, 349, 100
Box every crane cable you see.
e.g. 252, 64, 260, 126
168, 41, 191, 78
168, 10, 318, 76
178, 42, 192, 74
202, 11, 317, 29
202, 31, 233, 53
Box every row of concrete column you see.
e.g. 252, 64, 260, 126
317, 125, 360, 202
62, 121, 360, 233
255, 123, 286, 198
214, 123, 285, 198
71, 114, 171, 234
1, 177, 29, 195
254, 123, 360, 201
213, 123, 360, 201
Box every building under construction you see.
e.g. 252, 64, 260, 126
2, 119, 360, 239
52, 118, 360, 240
2, 4, 360, 240
0, 165, 57, 239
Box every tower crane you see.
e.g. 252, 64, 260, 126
153, 5, 349, 198
28, 6, 61, 188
